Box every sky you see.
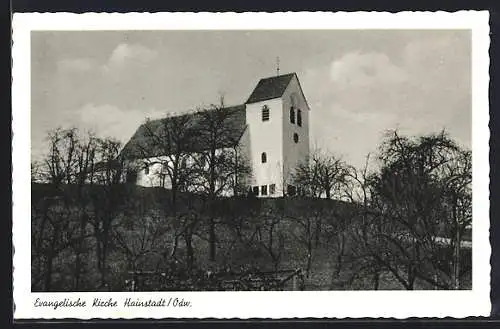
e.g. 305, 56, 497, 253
31, 29, 471, 169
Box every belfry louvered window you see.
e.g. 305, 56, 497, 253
262, 105, 270, 121
261, 152, 267, 163
290, 107, 295, 124
297, 109, 302, 127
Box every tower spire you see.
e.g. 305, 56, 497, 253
276, 56, 280, 76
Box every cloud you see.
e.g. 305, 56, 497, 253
330, 52, 407, 87
76, 103, 165, 143
301, 35, 470, 169
103, 43, 158, 72
303, 51, 411, 120
57, 58, 93, 72
30, 104, 166, 162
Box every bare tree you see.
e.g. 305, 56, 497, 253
31, 192, 77, 291
71, 131, 99, 290
138, 114, 198, 211
90, 137, 126, 289
293, 149, 350, 199
113, 195, 170, 278
126, 114, 209, 270
364, 130, 472, 290
42, 127, 80, 187
244, 200, 287, 274
340, 154, 386, 289
292, 150, 350, 252
31, 160, 45, 183
288, 200, 323, 278
32, 127, 89, 291
436, 142, 472, 289
191, 101, 250, 261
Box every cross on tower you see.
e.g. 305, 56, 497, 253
276, 57, 280, 76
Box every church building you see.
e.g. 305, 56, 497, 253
121, 72, 310, 197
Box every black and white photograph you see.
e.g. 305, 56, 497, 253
13, 12, 490, 319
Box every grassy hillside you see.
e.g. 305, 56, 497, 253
31, 183, 472, 291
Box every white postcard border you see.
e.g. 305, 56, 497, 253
12, 11, 491, 319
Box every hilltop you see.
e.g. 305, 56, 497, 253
31, 183, 471, 291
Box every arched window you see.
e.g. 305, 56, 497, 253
261, 152, 267, 163
262, 105, 270, 121
297, 109, 302, 127
293, 133, 299, 143
290, 107, 295, 124
144, 163, 150, 175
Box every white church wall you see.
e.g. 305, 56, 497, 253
245, 97, 284, 197
126, 74, 310, 199
281, 75, 311, 194
132, 146, 246, 197
183, 147, 240, 197
234, 128, 252, 191
133, 155, 172, 188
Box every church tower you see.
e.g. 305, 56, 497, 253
244, 72, 310, 197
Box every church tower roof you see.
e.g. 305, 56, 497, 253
245, 73, 296, 104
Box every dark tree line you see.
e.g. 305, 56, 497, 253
129, 101, 251, 266
31, 128, 126, 290
292, 130, 472, 290
32, 101, 251, 291
31, 123, 472, 291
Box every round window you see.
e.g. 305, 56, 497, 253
293, 133, 299, 143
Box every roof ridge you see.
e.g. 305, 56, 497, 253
245, 72, 296, 104
141, 104, 246, 123
261, 72, 296, 79
121, 104, 247, 159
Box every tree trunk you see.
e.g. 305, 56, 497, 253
408, 265, 415, 290
183, 221, 195, 271
306, 235, 312, 278
101, 234, 108, 289
170, 234, 179, 259
35, 212, 49, 284
171, 174, 178, 214
95, 229, 102, 272
373, 269, 380, 290
99, 208, 113, 290
74, 213, 87, 290
185, 233, 194, 272
44, 254, 54, 292
208, 191, 216, 261
45, 229, 59, 291
46, 223, 63, 291
315, 217, 322, 247
208, 146, 217, 262
335, 233, 345, 277
306, 253, 312, 278
209, 216, 216, 261
94, 224, 105, 289
43, 253, 53, 291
